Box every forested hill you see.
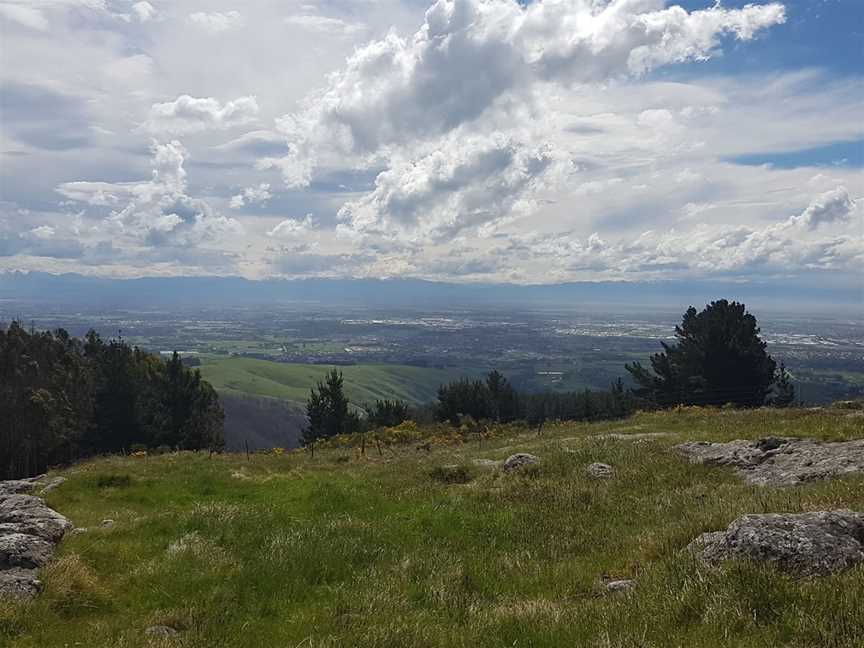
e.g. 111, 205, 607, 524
0, 322, 224, 480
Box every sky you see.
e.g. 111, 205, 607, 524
0, 0, 862, 289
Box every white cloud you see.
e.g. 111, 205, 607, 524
131, 1, 156, 22
4, 0, 861, 286
28, 225, 56, 239
284, 14, 365, 36
57, 140, 242, 249
267, 214, 315, 238
504, 187, 863, 279
144, 95, 260, 135
0, 3, 50, 29
338, 132, 558, 242
796, 187, 857, 230
275, 0, 785, 165
188, 10, 243, 32
0, 0, 106, 30
271, 0, 786, 245
230, 183, 272, 209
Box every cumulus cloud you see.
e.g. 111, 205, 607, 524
230, 183, 272, 209
795, 187, 857, 230
144, 95, 259, 135
275, 0, 785, 161
57, 140, 242, 249
271, 0, 786, 243
130, 1, 156, 22
188, 10, 243, 32
267, 214, 315, 238
337, 133, 558, 241
507, 187, 862, 278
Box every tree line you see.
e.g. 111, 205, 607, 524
303, 368, 637, 444
1, 322, 224, 479
303, 300, 796, 444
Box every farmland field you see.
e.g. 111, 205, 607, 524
199, 356, 479, 406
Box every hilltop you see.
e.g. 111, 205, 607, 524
2, 406, 863, 647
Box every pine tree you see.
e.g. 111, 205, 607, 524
626, 300, 777, 407
303, 369, 356, 444
770, 361, 797, 408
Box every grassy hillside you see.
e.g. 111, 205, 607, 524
3, 407, 864, 647
199, 357, 476, 405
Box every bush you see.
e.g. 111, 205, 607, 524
429, 465, 474, 484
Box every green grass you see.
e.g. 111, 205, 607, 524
3, 407, 864, 647
198, 357, 478, 405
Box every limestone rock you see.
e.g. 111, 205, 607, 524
675, 438, 864, 486
0, 481, 72, 600
100, 519, 116, 528
503, 453, 539, 472
0, 481, 35, 497
0, 568, 42, 599
0, 533, 56, 568
689, 510, 864, 576
586, 462, 614, 479
0, 494, 73, 541
39, 477, 66, 494
145, 625, 179, 638
605, 579, 636, 593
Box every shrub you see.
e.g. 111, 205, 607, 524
429, 465, 474, 484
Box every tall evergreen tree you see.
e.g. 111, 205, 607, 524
626, 300, 777, 407
303, 369, 359, 443
365, 399, 409, 428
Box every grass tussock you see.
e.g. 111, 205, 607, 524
3, 406, 864, 647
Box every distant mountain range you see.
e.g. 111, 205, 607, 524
0, 271, 860, 315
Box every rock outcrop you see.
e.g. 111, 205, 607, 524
0, 477, 72, 599
586, 462, 614, 479
675, 437, 864, 486
689, 510, 864, 576
503, 453, 539, 472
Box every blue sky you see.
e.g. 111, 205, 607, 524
0, 0, 861, 291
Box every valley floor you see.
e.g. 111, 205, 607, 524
2, 408, 863, 647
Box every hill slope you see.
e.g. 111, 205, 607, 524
199, 357, 476, 405
3, 408, 863, 647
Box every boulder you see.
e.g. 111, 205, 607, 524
0, 533, 55, 568
0, 481, 35, 497
0, 494, 73, 541
0, 568, 42, 599
605, 579, 636, 593
586, 463, 614, 479
0, 481, 72, 600
145, 625, 179, 638
675, 438, 864, 486
503, 453, 539, 472
689, 510, 864, 576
